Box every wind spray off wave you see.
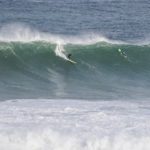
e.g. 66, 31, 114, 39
0, 23, 124, 44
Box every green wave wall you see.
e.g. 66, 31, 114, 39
0, 41, 150, 100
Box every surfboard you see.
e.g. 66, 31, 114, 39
67, 59, 77, 64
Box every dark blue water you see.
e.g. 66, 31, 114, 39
0, 0, 150, 41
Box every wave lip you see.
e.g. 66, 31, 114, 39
0, 23, 126, 45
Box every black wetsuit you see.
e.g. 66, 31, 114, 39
67, 54, 72, 59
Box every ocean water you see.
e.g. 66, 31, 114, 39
0, 0, 150, 149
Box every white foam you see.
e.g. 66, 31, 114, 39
0, 99, 150, 150
0, 23, 124, 45
55, 43, 68, 60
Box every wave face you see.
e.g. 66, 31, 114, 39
0, 41, 150, 100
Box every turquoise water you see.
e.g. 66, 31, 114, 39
0, 41, 149, 100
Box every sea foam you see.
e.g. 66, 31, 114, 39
0, 99, 150, 150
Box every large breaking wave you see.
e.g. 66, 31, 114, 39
0, 40, 150, 100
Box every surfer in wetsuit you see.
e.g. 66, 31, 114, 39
67, 54, 72, 59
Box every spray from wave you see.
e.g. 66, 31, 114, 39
0, 23, 150, 100
0, 23, 124, 44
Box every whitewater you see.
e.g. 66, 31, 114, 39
0, 99, 150, 150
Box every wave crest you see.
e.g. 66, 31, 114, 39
0, 23, 124, 44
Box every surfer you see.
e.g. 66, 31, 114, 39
67, 53, 77, 64
118, 49, 127, 58
67, 53, 72, 59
